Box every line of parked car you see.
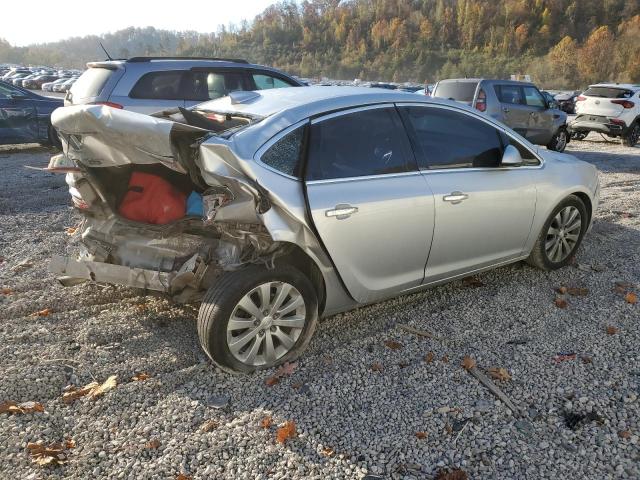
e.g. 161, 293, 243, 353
0, 64, 83, 93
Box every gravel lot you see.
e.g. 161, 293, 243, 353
1, 134, 638, 479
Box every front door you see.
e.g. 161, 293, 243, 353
494, 84, 530, 138
398, 104, 537, 281
304, 105, 435, 303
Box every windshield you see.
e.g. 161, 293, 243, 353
433, 81, 478, 102
584, 87, 634, 99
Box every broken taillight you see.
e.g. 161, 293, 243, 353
576, 96, 586, 102
611, 99, 635, 109
90, 101, 124, 109
475, 89, 487, 112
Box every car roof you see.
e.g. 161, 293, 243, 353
438, 78, 536, 87
588, 83, 640, 91
86, 57, 289, 74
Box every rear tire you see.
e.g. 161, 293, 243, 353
622, 122, 639, 147
197, 265, 318, 374
547, 127, 568, 152
527, 195, 588, 271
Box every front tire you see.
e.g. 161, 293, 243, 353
527, 195, 588, 271
622, 122, 639, 147
547, 127, 568, 152
198, 265, 318, 374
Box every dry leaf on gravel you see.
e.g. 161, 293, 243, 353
132, 372, 150, 381
62, 375, 117, 403
425, 352, 434, 363
146, 439, 161, 449
554, 297, 568, 309
276, 421, 296, 444
260, 416, 273, 429
27, 441, 68, 467
176, 475, 192, 480
435, 468, 469, 480
65, 227, 77, 235
274, 362, 297, 377
553, 353, 576, 363
618, 430, 631, 439
0, 401, 44, 414
625, 292, 638, 304
487, 368, 512, 382
1, 288, 13, 295
567, 287, 589, 296
384, 340, 403, 350
65, 439, 76, 449
581, 355, 593, 364
265, 376, 280, 387
200, 420, 219, 432
415, 431, 428, 439
321, 446, 335, 457
32, 308, 53, 317
291, 381, 304, 389
606, 326, 619, 335
556, 286, 568, 294
461, 356, 476, 370
614, 281, 633, 294
441, 354, 449, 363
370, 362, 383, 372
462, 276, 484, 287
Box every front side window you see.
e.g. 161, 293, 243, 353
306, 107, 414, 181
400, 106, 503, 170
260, 125, 305, 177
252, 74, 295, 90
129, 71, 184, 100
523, 86, 546, 107
495, 85, 523, 105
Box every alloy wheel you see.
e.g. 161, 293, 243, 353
545, 206, 582, 263
226, 281, 306, 367
555, 130, 567, 151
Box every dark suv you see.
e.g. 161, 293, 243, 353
65, 56, 304, 114
432, 78, 569, 152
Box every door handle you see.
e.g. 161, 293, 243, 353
325, 204, 358, 219
443, 192, 468, 204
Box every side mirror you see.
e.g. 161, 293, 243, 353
501, 144, 523, 166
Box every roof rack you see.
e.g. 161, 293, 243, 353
126, 56, 249, 64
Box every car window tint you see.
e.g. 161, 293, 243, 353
494, 85, 523, 105
433, 81, 478, 102
400, 106, 503, 170
252, 74, 294, 90
307, 107, 414, 181
260, 125, 305, 177
523, 86, 546, 107
129, 71, 184, 100
186, 71, 246, 101
584, 87, 633, 98
70, 67, 113, 99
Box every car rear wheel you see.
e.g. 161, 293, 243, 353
197, 265, 318, 374
622, 122, 639, 147
547, 128, 568, 152
527, 195, 588, 271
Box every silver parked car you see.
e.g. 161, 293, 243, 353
49, 87, 599, 373
433, 78, 570, 152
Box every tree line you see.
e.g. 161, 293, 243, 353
2, 0, 640, 88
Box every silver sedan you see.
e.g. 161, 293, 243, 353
50, 87, 599, 373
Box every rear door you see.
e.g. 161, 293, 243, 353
304, 105, 435, 303
493, 84, 530, 137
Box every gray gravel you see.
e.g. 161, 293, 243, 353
1, 135, 639, 479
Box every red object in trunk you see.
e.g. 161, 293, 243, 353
118, 172, 186, 224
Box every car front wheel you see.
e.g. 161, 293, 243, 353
527, 195, 588, 271
197, 265, 318, 374
547, 128, 568, 152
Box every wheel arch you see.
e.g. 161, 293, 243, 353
572, 191, 592, 225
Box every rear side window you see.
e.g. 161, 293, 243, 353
252, 74, 295, 90
307, 108, 414, 181
260, 125, 305, 178
186, 71, 247, 101
400, 106, 503, 169
584, 87, 633, 99
433, 81, 478, 102
129, 71, 184, 100
495, 85, 523, 105
70, 68, 113, 99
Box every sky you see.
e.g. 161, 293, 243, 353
2, 0, 278, 46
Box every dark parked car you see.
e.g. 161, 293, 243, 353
0, 81, 63, 146
554, 92, 580, 114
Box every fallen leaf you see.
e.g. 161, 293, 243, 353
321, 446, 335, 457
32, 308, 53, 317
65, 227, 77, 235
567, 287, 589, 296
265, 376, 280, 387
200, 420, 219, 432
444, 423, 453, 434
0, 401, 44, 414
65, 439, 76, 449
580, 355, 593, 364
370, 362, 383, 372
276, 421, 296, 444
274, 362, 297, 377
87, 375, 117, 400
462, 276, 484, 287
260, 416, 273, 429
384, 340, 403, 350
556, 286, 568, 294
625, 292, 638, 304
614, 281, 633, 294
425, 352, 434, 363
145, 439, 161, 449
435, 468, 469, 480
441, 354, 449, 363
606, 326, 619, 335
176, 475, 192, 480
132, 372, 150, 382
618, 430, 631, 439
554, 297, 568, 309
62, 375, 117, 404
461, 356, 476, 370
27, 441, 68, 467
291, 381, 304, 389
1, 288, 13, 295
133, 303, 148, 312
553, 352, 576, 363
487, 367, 512, 381
415, 431, 428, 439
613, 210, 635, 218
